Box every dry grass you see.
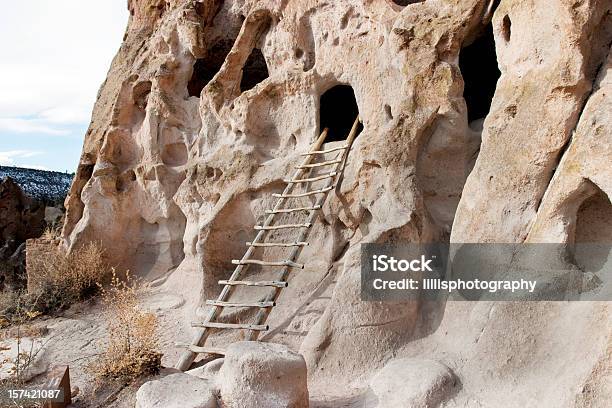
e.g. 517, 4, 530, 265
27, 239, 109, 314
87, 271, 162, 382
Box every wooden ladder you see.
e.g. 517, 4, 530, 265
175, 117, 361, 371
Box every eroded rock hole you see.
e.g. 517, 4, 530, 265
573, 184, 612, 275
459, 23, 501, 123
161, 143, 188, 167
79, 163, 95, 181
384, 104, 393, 121
133, 81, 152, 110
116, 170, 136, 193
240, 48, 269, 92
187, 40, 234, 97
392, 0, 425, 6
502, 15, 512, 42
576, 185, 612, 243
320, 85, 363, 142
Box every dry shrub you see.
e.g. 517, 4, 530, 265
88, 271, 162, 382
40, 225, 61, 242
28, 241, 108, 313
0, 290, 21, 327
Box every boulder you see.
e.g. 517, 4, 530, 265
369, 358, 457, 408
217, 342, 308, 408
0, 177, 44, 290
135, 373, 217, 408
0, 177, 44, 245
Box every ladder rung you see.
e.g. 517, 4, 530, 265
205, 300, 275, 308
296, 159, 342, 169
219, 280, 288, 288
284, 172, 337, 184
176, 343, 226, 355
232, 259, 304, 268
301, 145, 349, 156
191, 321, 269, 331
246, 241, 309, 247
265, 206, 320, 214
254, 223, 311, 230
273, 186, 333, 198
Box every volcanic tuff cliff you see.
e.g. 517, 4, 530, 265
61, 0, 611, 405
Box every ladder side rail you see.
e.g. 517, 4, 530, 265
246, 117, 361, 341
175, 129, 329, 371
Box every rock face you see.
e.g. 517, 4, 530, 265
369, 358, 457, 408
62, 0, 612, 405
0, 177, 45, 290
217, 342, 308, 408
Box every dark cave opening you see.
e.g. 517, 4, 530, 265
240, 48, 270, 92
187, 40, 234, 97
319, 85, 363, 142
459, 23, 501, 123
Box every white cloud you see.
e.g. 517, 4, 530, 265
0, 150, 42, 166
0, 0, 128, 127
0, 118, 69, 135
39, 106, 92, 125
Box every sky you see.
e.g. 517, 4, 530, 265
0, 1, 129, 172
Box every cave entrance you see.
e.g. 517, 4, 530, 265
240, 48, 269, 92
459, 22, 501, 123
187, 40, 234, 97
319, 85, 362, 142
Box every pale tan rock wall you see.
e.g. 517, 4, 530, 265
61, 0, 612, 403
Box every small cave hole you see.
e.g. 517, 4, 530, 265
502, 15, 512, 42
240, 48, 270, 92
384, 104, 393, 121
79, 164, 95, 181
116, 170, 136, 193
133, 81, 152, 110
319, 85, 363, 142
459, 22, 501, 123
187, 40, 234, 97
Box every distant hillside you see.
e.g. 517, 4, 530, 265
0, 166, 73, 205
